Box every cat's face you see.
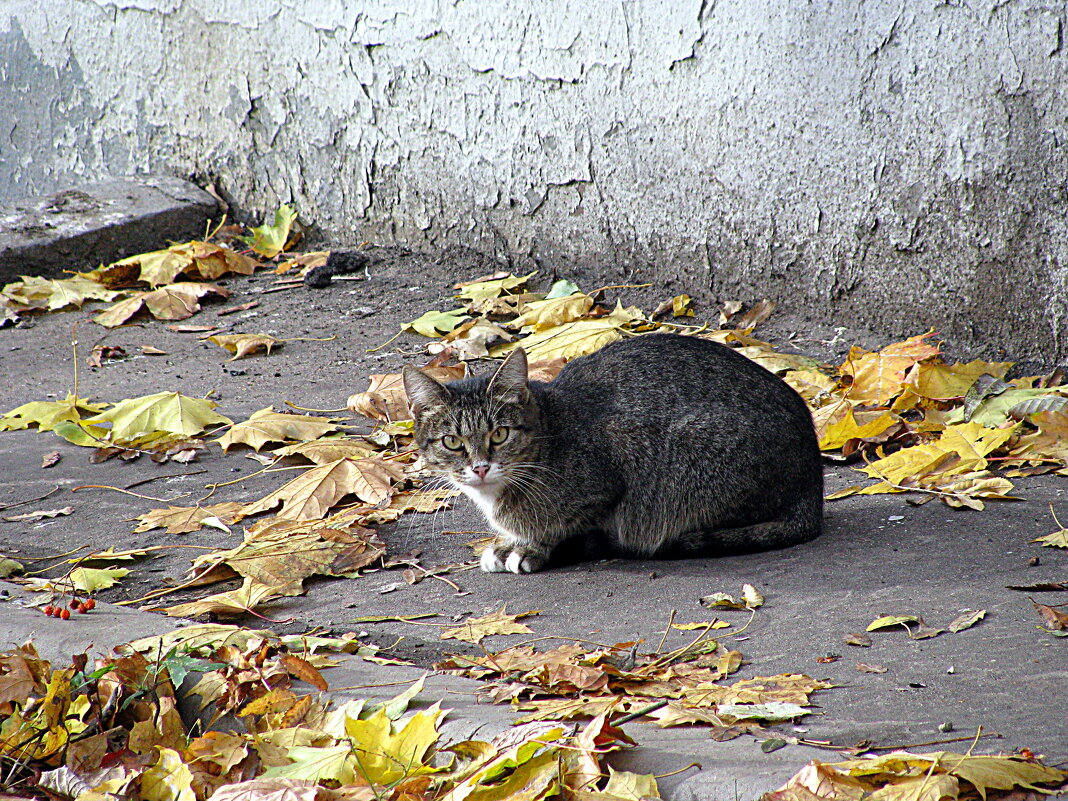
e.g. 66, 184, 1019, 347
403, 349, 540, 495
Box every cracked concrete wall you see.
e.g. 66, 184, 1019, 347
2, 1, 1066, 360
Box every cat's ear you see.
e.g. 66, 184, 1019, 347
488, 347, 530, 403
402, 366, 450, 417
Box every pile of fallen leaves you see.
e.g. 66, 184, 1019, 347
0, 633, 662, 800
435, 613, 833, 743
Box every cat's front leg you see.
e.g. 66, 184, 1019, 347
480, 538, 548, 574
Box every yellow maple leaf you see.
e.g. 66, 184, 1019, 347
819, 409, 900, 451
133, 502, 244, 534
83, 391, 231, 441
510, 293, 595, 331
237, 457, 405, 521
861, 422, 1013, 486
0, 393, 109, 432
217, 408, 338, 451
273, 437, 382, 465
497, 318, 626, 361
441, 607, 540, 644
454, 270, 537, 302
347, 366, 466, 422
93, 282, 229, 327
840, 331, 940, 405
342, 704, 444, 786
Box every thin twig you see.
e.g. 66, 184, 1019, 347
0, 486, 60, 512
654, 609, 677, 655
71, 485, 187, 502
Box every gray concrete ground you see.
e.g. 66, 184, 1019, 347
0, 206, 1066, 798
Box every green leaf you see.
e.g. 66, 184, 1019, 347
867, 614, 919, 632
545, 278, 581, 299
0, 556, 23, 578
403, 308, 470, 338
241, 204, 298, 258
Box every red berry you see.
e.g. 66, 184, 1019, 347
84, 598, 96, 611
77, 603, 88, 613
43, 605, 54, 616
60, 608, 70, 620
70, 599, 80, 609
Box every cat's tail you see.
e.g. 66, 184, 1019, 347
654, 502, 823, 558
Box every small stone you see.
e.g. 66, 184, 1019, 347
938, 721, 954, 733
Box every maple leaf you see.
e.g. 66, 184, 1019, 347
509, 293, 595, 332
818, 409, 900, 451
159, 578, 282, 618
454, 270, 537, 302
441, 607, 540, 644
1033, 505, 1068, 548
207, 333, 281, 360
273, 437, 382, 465
403, 308, 470, 337
83, 391, 231, 441
432, 318, 515, 359
340, 704, 444, 786
859, 421, 1013, 489
500, 318, 627, 362
241, 204, 299, 258
237, 457, 405, 521
0, 393, 109, 432
840, 331, 941, 405
217, 408, 339, 452
93, 282, 229, 327
1, 275, 121, 311
133, 502, 244, 534
348, 365, 466, 422
139, 747, 196, 801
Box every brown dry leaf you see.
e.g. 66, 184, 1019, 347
86, 344, 127, 368
93, 282, 229, 327
279, 653, 329, 690
948, 609, 986, 633
208, 333, 281, 360
441, 607, 540, 644
40, 451, 61, 468
348, 365, 466, 422
276, 250, 329, 275
856, 663, 888, 674
159, 578, 281, 618
1032, 600, 1068, 630
133, 502, 244, 534
238, 457, 405, 521
218, 408, 339, 452
192, 514, 386, 594
840, 330, 941, 405
527, 357, 567, 383
3, 506, 73, 523
733, 299, 776, 330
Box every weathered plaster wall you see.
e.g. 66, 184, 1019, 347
2, 1, 1066, 359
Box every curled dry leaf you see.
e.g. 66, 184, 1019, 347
159, 578, 282, 618
207, 333, 281, 360
93, 282, 230, 327
133, 502, 245, 534
348, 366, 466, 422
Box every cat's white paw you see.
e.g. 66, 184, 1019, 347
504, 551, 531, 574
480, 547, 508, 572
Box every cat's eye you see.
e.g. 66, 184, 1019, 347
489, 427, 510, 445
441, 435, 464, 451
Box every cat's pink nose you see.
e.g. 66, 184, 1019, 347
472, 465, 490, 480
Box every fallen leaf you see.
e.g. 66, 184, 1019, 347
742, 583, 764, 609
207, 333, 281, 360
83, 391, 231, 442
69, 566, 129, 592
141, 345, 167, 355
159, 578, 281, 618
403, 308, 470, 337
948, 609, 986, 633
133, 502, 245, 534
3, 506, 73, 523
733, 299, 775, 330
273, 438, 382, 465
1032, 505, 1068, 548
454, 270, 537, 302
856, 663, 888, 673
844, 632, 872, 647
241, 204, 299, 258
867, 614, 919, 632
818, 409, 900, 451
510, 293, 595, 332
699, 592, 746, 610
93, 282, 229, 327
86, 344, 127, 368
1, 275, 122, 311
431, 317, 515, 359
441, 608, 540, 644
347, 366, 466, 422
671, 620, 730, 631
1032, 600, 1068, 630
217, 408, 339, 451
237, 457, 405, 521
497, 318, 626, 362
0, 393, 109, 433
840, 331, 941, 405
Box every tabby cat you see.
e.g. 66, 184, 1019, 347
403, 334, 823, 573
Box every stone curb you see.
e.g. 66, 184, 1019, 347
0, 176, 218, 284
